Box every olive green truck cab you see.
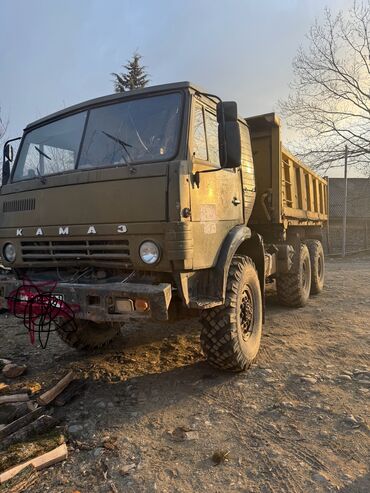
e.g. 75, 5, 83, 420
0, 82, 327, 371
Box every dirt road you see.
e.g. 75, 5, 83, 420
0, 257, 369, 493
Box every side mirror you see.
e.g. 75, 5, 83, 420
4, 143, 14, 162
2, 143, 14, 185
217, 101, 241, 168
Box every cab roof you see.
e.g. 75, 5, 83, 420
25, 81, 204, 131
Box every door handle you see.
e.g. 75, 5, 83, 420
232, 197, 241, 206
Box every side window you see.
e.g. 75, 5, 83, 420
205, 111, 220, 167
193, 104, 207, 161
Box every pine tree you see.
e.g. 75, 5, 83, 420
112, 52, 150, 92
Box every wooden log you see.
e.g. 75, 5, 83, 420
0, 395, 29, 405
0, 384, 9, 394
54, 379, 86, 407
0, 360, 12, 371
0, 465, 38, 492
0, 402, 37, 426
0, 387, 30, 397
1, 416, 58, 450
0, 431, 64, 474
0, 405, 17, 425
37, 371, 74, 406
0, 443, 68, 484
12, 402, 38, 422
0, 408, 42, 441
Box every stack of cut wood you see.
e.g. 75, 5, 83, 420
0, 370, 86, 492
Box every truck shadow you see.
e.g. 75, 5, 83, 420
52, 359, 238, 429
50, 317, 267, 422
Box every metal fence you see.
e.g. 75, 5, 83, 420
326, 177, 370, 256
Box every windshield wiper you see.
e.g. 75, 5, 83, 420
33, 146, 49, 183
101, 131, 133, 163
34, 146, 51, 160
36, 166, 47, 184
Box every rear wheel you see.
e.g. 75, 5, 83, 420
305, 239, 325, 294
276, 243, 311, 307
55, 319, 120, 350
200, 255, 262, 372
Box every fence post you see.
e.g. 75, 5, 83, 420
342, 145, 348, 258
325, 176, 331, 254
365, 219, 368, 250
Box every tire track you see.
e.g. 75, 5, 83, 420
204, 390, 329, 475
222, 401, 305, 493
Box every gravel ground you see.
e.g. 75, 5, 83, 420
0, 256, 369, 493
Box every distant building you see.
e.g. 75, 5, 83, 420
328, 178, 370, 254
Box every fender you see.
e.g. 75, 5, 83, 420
213, 225, 266, 319
212, 225, 252, 300
235, 232, 266, 321
176, 225, 266, 313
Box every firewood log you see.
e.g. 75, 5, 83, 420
0, 395, 29, 406
37, 371, 74, 406
0, 408, 43, 441
0, 431, 64, 473
0, 402, 37, 426
0, 443, 67, 484
0, 464, 38, 492
54, 379, 86, 407
1, 416, 57, 450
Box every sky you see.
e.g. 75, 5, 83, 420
0, 0, 356, 176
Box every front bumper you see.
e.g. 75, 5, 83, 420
0, 279, 172, 322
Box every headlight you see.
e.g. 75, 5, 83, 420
3, 243, 16, 263
139, 241, 160, 265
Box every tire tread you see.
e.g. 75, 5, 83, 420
56, 320, 120, 350
276, 243, 311, 308
200, 256, 261, 372
305, 239, 325, 295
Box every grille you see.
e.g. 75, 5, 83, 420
21, 239, 131, 264
3, 198, 36, 213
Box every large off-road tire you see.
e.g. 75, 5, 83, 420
276, 243, 311, 308
55, 319, 120, 350
200, 255, 262, 372
305, 239, 325, 295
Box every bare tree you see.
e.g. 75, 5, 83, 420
0, 107, 8, 148
280, 1, 370, 173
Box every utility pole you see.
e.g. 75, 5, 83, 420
342, 145, 348, 257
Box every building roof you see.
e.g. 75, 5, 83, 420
329, 178, 370, 218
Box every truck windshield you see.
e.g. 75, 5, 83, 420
12, 92, 182, 182
13, 113, 87, 181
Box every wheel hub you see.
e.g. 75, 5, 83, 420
240, 286, 253, 340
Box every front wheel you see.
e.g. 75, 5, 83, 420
200, 255, 262, 372
55, 319, 120, 350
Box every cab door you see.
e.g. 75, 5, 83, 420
189, 99, 243, 269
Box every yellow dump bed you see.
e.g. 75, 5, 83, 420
246, 113, 328, 228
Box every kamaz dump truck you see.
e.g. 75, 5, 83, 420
0, 82, 327, 371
